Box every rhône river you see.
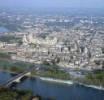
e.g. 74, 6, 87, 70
0, 72, 104, 100
0, 27, 9, 33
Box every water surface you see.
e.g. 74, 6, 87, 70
0, 72, 104, 100
0, 27, 9, 33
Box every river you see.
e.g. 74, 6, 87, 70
0, 27, 9, 33
0, 71, 104, 100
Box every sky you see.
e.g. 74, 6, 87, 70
0, 0, 104, 9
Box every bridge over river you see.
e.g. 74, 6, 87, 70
1, 66, 39, 87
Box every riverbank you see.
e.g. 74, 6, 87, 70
38, 76, 73, 85
37, 76, 104, 91
78, 82, 104, 91
0, 70, 73, 85
0, 71, 104, 100
0, 70, 104, 91
0, 69, 18, 74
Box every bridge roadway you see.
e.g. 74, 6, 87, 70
1, 66, 39, 87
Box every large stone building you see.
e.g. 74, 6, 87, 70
22, 33, 58, 46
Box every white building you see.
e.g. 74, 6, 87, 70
22, 33, 58, 46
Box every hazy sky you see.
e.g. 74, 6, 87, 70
0, 0, 104, 8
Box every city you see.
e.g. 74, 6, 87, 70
0, 0, 104, 100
